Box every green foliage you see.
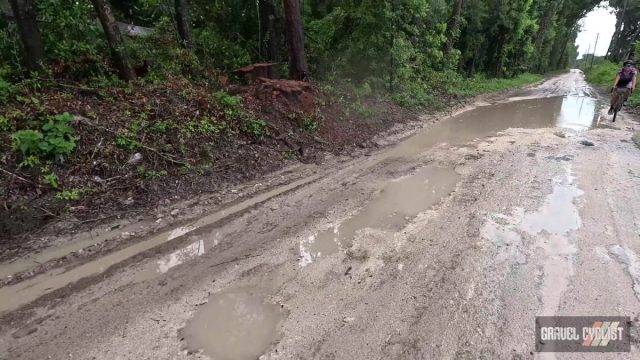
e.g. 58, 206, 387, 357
182, 118, 226, 136
115, 131, 140, 150
11, 130, 44, 157
584, 60, 620, 88
244, 118, 267, 140
302, 116, 319, 133
585, 60, 640, 108
137, 165, 168, 179
0, 115, 11, 132
282, 150, 297, 160
42, 171, 59, 189
214, 91, 243, 120
149, 121, 169, 134
10, 113, 76, 162
54, 189, 82, 201
193, 28, 251, 72
0, 78, 14, 104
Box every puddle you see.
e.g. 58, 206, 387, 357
182, 289, 284, 360
0, 174, 322, 315
556, 96, 599, 131
608, 245, 640, 301
389, 95, 597, 159
481, 166, 583, 315
158, 240, 204, 273
301, 166, 459, 265
132, 240, 206, 283
520, 172, 583, 236
0, 77, 602, 313
526, 168, 582, 315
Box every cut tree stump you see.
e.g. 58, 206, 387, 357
233, 62, 279, 82
254, 77, 315, 112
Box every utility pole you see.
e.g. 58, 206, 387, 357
584, 43, 592, 68
589, 33, 600, 70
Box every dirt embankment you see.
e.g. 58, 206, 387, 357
0, 75, 416, 248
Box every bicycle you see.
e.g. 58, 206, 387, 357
609, 87, 629, 122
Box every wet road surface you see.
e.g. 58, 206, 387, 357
2, 70, 640, 359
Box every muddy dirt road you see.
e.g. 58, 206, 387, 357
2, 71, 640, 359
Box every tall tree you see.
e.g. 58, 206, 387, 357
283, 0, 308, 80
259, 0, 279, 62
607, 0, 640, 62
443, 0, 464, 57
175, 0, 192, 50
533, 0, 558, 72
90, 0, 136, 81
8, 0, 44, 72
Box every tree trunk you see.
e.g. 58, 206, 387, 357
8, 0, 44, 72
534, 1, 557, 72
607, 9, 624, 59
283, 0, 308, 81
174, 0, 192, 50
443, 0, 464, 56
90, 0, 136, 81
259, 0, 279, 62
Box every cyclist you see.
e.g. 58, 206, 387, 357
608, 60, 637, 115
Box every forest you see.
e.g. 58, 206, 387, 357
0, 0, 639, 237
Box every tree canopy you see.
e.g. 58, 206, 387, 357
0, 0, 634, 89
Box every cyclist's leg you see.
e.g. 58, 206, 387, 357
623, 88, 631, 104
609, 89, 620, 115
618, 88, 630, 110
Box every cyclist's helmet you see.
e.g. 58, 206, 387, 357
623, 60, 636, 67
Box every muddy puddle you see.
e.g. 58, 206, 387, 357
0, 88, 601, 313
480, 165, 583, 315
182, 289, 284, 360
0, 174, 322, 314
390, 95, 598, 158
301, 166, 459, 265
131, 239, 206, 284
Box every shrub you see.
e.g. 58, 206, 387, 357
54, 189, 82, 201
244, 118, 267, 140
0, 78, 14, 104
10, 112, 77, 162
11, 130, 44, 157
42, 171, 58, 189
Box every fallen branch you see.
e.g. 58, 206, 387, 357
73, 115, 192, 166
0, 167, 35, 185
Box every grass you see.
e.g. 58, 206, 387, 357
584, 60, 640, 108
392, 72, 543, 109
462, 73, 544, 97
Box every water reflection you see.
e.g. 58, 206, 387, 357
556, 95, 598, 131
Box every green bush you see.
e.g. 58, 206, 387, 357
54, 189, 82, 201
11, 130, 44, 157
10, 112, 77, 162
244, 118, 267, 140
0, 78, 14, 104
42, 171, 58, 188
0, 115, 10, 132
